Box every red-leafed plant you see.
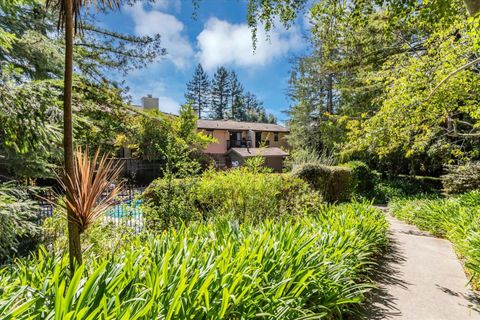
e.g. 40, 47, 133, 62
58, 148, 123, 265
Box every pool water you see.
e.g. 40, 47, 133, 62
107, 199, 143, 218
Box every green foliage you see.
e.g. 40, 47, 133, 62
390, 191, 480, 288
185, 65, 275, 122
373, 176, 441, 203
42, 204, 137, 258
291, 163, 352, 202
0, 1, 164, 82
341, 161, 376, 197
442, 162, 480, 194
286, 148, 337, 169
0, 203, 388, 319
210, 66, 230, 120
0, 183, 40, 262
0, 78, 135, 179
0, 78, 63, 178
276, 0, 480, 175
142, 168, 320, 230
243, 156, 272, 174
185, 63, 210, 118
141, 177, 199, 230
130, 104, 212, 172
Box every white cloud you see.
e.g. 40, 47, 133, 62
158, 96, 181, 114
125, 3, 193, 69
150, 0, 181, 11
196, 17, 304, 70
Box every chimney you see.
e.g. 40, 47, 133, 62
141, 95, 159, 110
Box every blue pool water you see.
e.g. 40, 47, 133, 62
107, 199, 143, 218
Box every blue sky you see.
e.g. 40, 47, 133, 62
98, 0, 309, 122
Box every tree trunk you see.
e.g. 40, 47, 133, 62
64, 0, 82, 271
464, 0, 480, 16
326, 74, 333, 114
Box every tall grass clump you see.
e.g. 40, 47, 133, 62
390, 190, 480, 288
0, 202, 388, 319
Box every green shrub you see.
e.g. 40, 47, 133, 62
390, 191, 480, 288
291, 163, 352, 202
341, 161, 376, 197
142, 168, 320, 230
442, 161, 480, 194
0, 202, 388, 319
142, 177, 200, 230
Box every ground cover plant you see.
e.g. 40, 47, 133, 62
390, 191, 480, 288
0, 202, 388, 319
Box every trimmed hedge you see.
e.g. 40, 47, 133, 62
442, 162, 480, 194
341, 161, 376, 197
291, 163, 352, 202
142, 169, 321, 230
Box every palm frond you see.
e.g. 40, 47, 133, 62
46, 0, 122, 32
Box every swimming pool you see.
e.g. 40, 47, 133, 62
107, 199, 143, 218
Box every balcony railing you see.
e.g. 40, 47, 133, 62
227, 140, 252, 149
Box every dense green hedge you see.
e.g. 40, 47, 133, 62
390, 191, 480, 288
442, 162, 480, 194
142, 168, 321, 230
341, 161, 376, 197
0, 203, 388, 319
291, 163, 352, 202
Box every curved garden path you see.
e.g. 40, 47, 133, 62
362, 206, 480, 319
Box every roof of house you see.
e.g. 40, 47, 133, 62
197, 119, 289, 132
228, 147, 289, 158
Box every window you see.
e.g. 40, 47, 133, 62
274, 132, 279, 142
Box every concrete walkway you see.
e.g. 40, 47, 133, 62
361, 208, 480, 319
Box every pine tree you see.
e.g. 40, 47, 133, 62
185, 63, 210, 119
267, 113, 277, 124
232, 95, 246, 121
243, 91, 265, 122
228, 71, 245, 120
210, 66, 230, 120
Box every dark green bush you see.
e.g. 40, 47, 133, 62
373, 176, 441, 203
291, 163, 352, 202
341, 161, 375, 197
442, 162, 480, 194
142, 168, 321, 230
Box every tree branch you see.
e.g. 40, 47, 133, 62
427, 56, 480, 100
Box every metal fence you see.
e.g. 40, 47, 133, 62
38, 185, 146, 231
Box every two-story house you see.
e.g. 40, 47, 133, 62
197, 119, 290, 172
